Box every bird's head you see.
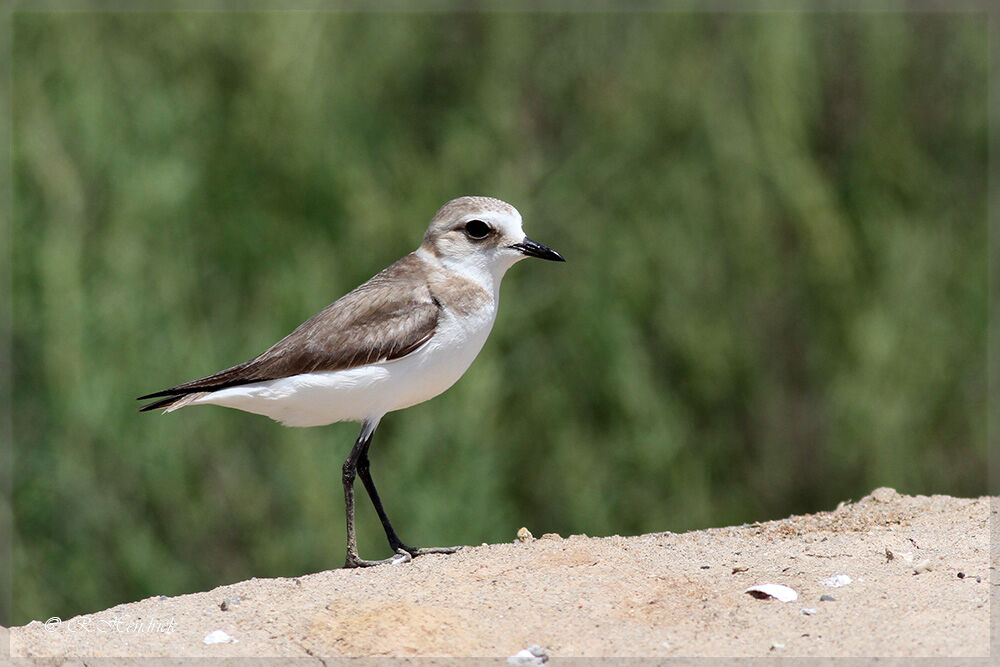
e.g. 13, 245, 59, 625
419, 196, 564, 287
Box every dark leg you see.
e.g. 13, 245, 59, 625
342, 419, 410, 568
356, 439, 461, 558
356, 445, 409, 552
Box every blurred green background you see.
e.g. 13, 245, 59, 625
10, 11, 987, 626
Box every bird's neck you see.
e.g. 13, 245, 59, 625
415, 246, 517, 302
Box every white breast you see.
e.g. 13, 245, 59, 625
184, 298, 498, 427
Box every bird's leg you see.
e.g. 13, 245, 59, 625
356, 430, 463, 559
342, 420, 411, 568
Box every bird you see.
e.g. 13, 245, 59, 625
139, 196, 565, 568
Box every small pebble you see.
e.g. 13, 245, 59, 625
540, 533, 562, 540
204, 629, 236, 645
745, 584, 798, 602
820, 594, 836, 602
158, 595, 169, 601
770, 642, 785, 651
821, 574, 852, 588
913, 559, 932, 575
220, 597, 242, 611
732, 566, 748, 574
516, 527, 533, 543
507, 644, 549, 665
976, 576, 981, 583
870, 487, 898, 502
801, 608, 818, 616
957, 572, 965, 579
700, 565, 710, 570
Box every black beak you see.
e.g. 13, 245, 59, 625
510, 237, 566, 262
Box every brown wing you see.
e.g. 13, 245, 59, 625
139, 253, 440, 409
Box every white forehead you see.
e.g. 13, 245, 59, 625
429, 196, 524, 237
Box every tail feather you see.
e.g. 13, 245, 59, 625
137, 359, 264, 403
138, 359, 266, 412
138, 392, 207, 413
138, 395, 185, 412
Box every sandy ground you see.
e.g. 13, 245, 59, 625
6, 488, 995, 660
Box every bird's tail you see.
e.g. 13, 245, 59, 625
138, 392, 207, 413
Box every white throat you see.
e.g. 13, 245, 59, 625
417, 247, 523, 299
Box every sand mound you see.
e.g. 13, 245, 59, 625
9, 488, 992, 658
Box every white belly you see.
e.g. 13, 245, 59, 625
181, 303, 497, 427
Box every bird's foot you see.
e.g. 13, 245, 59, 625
396, 543, 464, 558
344, 548, 412, 568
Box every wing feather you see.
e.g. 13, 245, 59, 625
139, 253, 440, 408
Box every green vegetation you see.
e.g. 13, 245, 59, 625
10, 12, 986, 625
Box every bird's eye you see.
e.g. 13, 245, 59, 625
464, 219, 491, 240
